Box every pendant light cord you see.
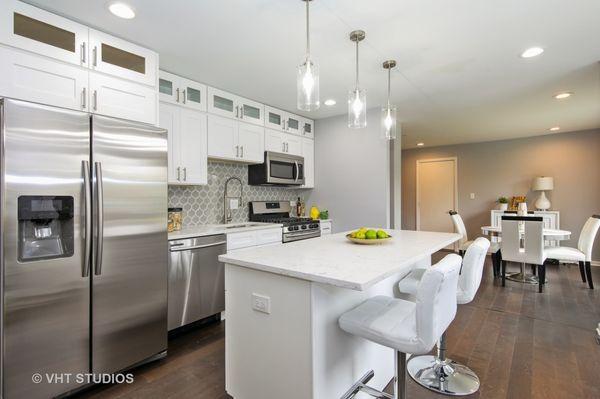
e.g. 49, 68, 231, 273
306, 0, 310, 56
387, 67, 391, 108
355, 41, 359, 88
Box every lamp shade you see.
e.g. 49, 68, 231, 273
532, 176, 554, 191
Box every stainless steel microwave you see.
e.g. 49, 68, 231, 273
248, 151, 305, 186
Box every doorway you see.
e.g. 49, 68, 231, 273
416, 157, 457, 235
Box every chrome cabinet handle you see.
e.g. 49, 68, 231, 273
235, 145, 239, 157
240, 146, 244, 158
169, 241, 227, 252
92, 46, 98, 67
176, 88, 180, 102
93, 90, 98, 111
282, 142, 285, 152
81, 87, 86, 109
183, 167, 187, 181
80, 42, 86, 64
240, 105, 243, 119
177, 166, 181, 181
82, 160, 92, 277
235, 106, 239, 118
182, 89, 186, 104
94, 162, 104, 276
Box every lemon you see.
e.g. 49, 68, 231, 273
350, 231, 357, 238
365, 229, 377, 239
355, 231, 366, 239
377, 230, 388, 239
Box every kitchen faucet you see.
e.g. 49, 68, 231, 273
223, 176, 243, 224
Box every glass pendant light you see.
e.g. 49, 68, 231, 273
381, 60, 397, 140
348, 30, 366, 128
297, 0, 319, 111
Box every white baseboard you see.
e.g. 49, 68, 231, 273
592, 261, 600, 267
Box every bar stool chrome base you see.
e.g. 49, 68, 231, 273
407, 355, 479, 396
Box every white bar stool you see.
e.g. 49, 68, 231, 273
338, 254, 462, 399
397, 237, 490, 396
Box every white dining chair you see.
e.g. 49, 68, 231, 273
449, 211, 501, 277
545, 215, 599, 289
501, 216, 548, 293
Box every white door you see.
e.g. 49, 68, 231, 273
207, 86, 238, 119
158, 70, 180, 105
285, 133, 303, 156
284, 113, 302, 135
265, 106, 285, 131
89, 29, 157, 86
179, 77, 207, 112
179, 109, 208, 185
239, 96, 264, 126
89, 71, 157, 125
158, 102, 181, 184
1, 0, 88, 67
237, 122, 264, 163
0, 46, 88, 112
416, 158, 457, 235
207, 114, 237, 160
301, 138, 314, 188
301, 118, 314, 139
265, 129, 284, 153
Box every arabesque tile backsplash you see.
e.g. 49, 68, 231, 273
168, 161, 307, 226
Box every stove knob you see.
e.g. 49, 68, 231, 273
301, 225, 307, 230
294, 226, 299, 231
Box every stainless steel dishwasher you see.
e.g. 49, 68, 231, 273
168, 234, 227, 331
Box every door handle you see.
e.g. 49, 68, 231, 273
80, 42, 86, 64
93, 90, 98, 111
92, 46, 98, 67
81, 87, 86, 109
183, 167, 187, 181
94, 162, 104, 276
169, 241, 227, 252
82, 160, 92, 277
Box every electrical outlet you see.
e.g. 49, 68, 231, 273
470, 193, 475, 200
252, 293, 271, 314
229, 198, 239, 209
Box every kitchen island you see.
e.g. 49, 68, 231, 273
219, 230, 461, 399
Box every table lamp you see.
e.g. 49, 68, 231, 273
532, 176, 554, 210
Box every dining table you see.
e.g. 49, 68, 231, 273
480, 225, 572, 284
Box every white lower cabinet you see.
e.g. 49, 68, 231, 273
207, 114, 264, 163
159, 102, 208, 185
320, 220, 332, 235
265, 128, 302, 156
227, 227, 282, 251
0, 46, 88, 111
302, 138, 314, 188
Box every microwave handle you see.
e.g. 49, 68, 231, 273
294, 161, 299, 183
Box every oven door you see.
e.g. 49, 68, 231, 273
266, 152, 305, 185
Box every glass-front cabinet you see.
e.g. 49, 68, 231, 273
207, 87, 264, 127
159, 70, 207, 112
89, 29, 157, 86
1, 0, 88, 66
302, 118, 314, 139
284, 114, 301, 135
265, 106, 285, 131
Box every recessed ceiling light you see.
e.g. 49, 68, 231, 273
108, 2, 135, 19
324, 99, 336, 106
554, 92, 572, 99
549, 126, 560, 131
520, 47, 544, 58
416, 142, 425, 147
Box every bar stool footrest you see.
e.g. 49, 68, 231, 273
339, 369, 393, 399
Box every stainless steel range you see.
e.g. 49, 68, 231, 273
249, 201, 320, 243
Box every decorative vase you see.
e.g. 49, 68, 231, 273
498, 203, 508, 211
517, 202, 528, 216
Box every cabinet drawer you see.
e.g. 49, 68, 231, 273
227, 232, 257, 251
255, 228, 283, 246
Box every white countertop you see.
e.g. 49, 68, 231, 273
219, 230, 461, 291
168, 222, 283, 240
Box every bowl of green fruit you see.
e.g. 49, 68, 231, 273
346, 227, 392, 245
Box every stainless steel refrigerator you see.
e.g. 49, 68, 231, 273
0, 99, 168, 398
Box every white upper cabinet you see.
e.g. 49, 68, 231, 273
89, 71, 157, 125
302, 137, 315, 188
207, 114, 264, 164
207, 87, 264, 126
265, 106, 285, 131
284, 113, 302, 135
285, 134, 302, 156
1, 0, 88, 67
264, 129, 301, 156
89, 29, 157, 87
302, 118, 314, 139
159, 70, 207, 112
159, 103, 208, 185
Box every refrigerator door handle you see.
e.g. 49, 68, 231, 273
83, 160, 92, 277
94, 162, 105, 276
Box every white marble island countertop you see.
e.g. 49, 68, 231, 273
219, 229, 461, 291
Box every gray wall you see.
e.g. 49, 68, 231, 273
308, 108, 390, 233
401, 129, 600, 261
169, 161, 305, 226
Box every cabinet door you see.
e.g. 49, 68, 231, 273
158, 70, 180, 105
0, 0, 88, 67
207, 86, 237, 119
284, 113, 302, 135
89, 71, 157, 125
239, 96, 264, 126
0, 46, 88, 111
237, 122, 264, 163
301, 137, 314, 188
179, 77, 207, 112
158, 102, 181, 184
265, 106, 285, 131
89, 29, 157, 86
207, 114, 237, 160
179, 109, 208, 185
285, 133, 303, 156
302, 118, 314, 139
265, 128, 285, 153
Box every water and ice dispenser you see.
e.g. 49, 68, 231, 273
18, 196, 74, 261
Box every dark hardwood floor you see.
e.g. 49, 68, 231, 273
74, 257, 600, 399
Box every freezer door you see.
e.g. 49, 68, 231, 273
1, 99, 91, 398
91, 115, 168, 374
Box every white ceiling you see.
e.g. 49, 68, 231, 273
26, 0, 600, 148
